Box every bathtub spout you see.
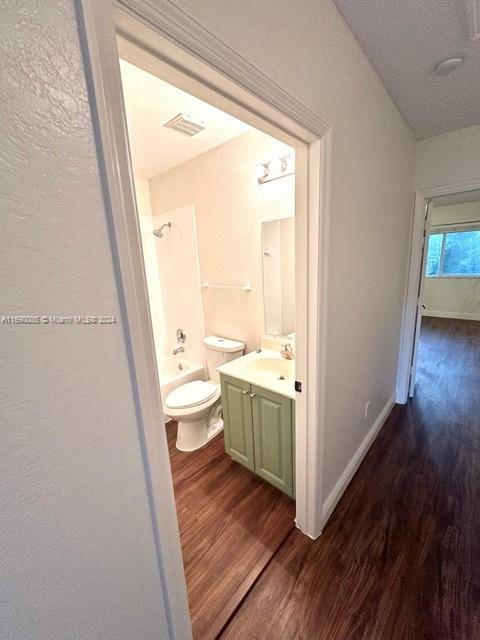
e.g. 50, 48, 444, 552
172, 345, 185, 356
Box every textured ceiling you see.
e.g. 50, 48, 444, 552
119, 60, 250, 179
333, 0, 480, 139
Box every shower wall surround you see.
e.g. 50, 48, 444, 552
152, 206, 205, 365
135, 178, 167, 365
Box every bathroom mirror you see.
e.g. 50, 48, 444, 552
261, 217, 295, 336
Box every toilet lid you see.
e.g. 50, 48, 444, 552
165, 380, 218, 410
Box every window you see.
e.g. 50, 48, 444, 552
426, 229, 480, 277
426, 233, 442, 276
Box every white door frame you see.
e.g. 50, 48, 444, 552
397, 178, 480, 404
407, 200, 432, 398
76, 1, 332, 637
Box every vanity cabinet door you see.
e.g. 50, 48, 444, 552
220, 374, 255, 471
251, 385, 294, 498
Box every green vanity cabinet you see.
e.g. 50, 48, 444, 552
220, 374, 255, 471
220, 374, 295, 497
251, 384, 294, 497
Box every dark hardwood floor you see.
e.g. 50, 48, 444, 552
166, 422, 295, 640
221, 317, 480, 640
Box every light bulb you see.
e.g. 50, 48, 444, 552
269, 157, 283, 175
255, 162, 269, 180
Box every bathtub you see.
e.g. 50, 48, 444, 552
157, 356, 205, 408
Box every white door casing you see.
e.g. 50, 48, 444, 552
408, 201, 432, 397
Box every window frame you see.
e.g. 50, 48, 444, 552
425, 226, 480, 279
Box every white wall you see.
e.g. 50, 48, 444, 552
424, 201, 480, 320
0, 3, 172, 639
167, 0, 416, 501
416, 125, 480, 322
424, 279, 480, 320
416, 125, 480, 190
149, 129, 295, 352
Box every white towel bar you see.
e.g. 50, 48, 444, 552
201, 281, 252, 291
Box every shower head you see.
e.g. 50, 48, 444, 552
153, 222, 171, 238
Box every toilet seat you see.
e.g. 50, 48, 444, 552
165, 380, 218, 410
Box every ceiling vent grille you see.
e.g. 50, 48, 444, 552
465, 0, 480, 41
163, 113, 205, 137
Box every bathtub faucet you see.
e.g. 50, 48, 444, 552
172, 345, 185, 356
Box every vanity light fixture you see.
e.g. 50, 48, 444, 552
256, 154, 294, 184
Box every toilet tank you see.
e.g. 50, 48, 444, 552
203, 335, 245, 382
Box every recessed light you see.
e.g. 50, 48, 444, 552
433, 56, 465, 76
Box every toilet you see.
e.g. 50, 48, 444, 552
163, 335, 244, 452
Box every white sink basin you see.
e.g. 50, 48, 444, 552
217, 348, 296, 399
244, 357, 295, 380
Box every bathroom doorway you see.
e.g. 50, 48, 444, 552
78, 3, 331, 638
119, 52, 299, 637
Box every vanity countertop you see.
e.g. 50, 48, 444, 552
217, 348, 296, 400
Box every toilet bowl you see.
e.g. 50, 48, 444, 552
164, 380, 222, 452
163, 335, 244, 452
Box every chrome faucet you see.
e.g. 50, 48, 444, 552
172, 345, 185, 356
172, 328, 186, 355
280, 343, 294, 360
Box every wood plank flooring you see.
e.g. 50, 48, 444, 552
221, 317, 480, 640
166, 422, 295, 640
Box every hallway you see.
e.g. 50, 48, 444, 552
221, 317, 480, 639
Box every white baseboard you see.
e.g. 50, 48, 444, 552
423, 310, 480, 321
321, 394, 396, 526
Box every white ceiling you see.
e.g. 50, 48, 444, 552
119, 59, 250, 179
333, 0, 480, 139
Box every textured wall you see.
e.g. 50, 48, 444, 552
149, 129, 295, 352
0, 2, 170, 639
